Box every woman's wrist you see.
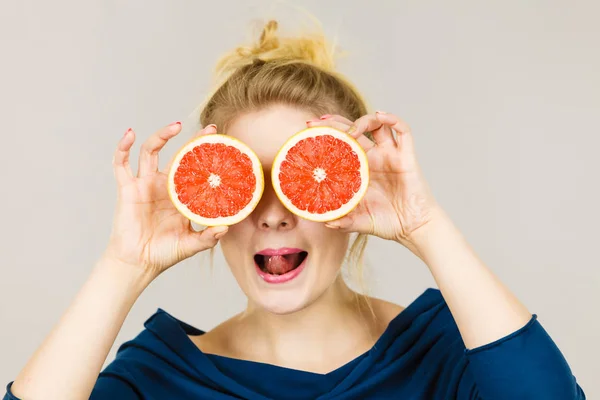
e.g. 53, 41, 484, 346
397, 206, 452, 260
96, 253, 157, 295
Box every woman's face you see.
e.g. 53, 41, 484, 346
219, 104, 350, 315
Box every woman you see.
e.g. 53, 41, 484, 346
6, 20, 585, 400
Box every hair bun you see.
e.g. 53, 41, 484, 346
214, 19, 340, 80
257, 20, 280, 53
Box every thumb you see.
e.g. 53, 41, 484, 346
325, 211, 372, 234
180, 226, 228, 257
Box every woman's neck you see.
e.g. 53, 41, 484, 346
223, 277, 388, 374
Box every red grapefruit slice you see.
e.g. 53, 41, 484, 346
168, 134, 264, 226
272, 126, 369, 222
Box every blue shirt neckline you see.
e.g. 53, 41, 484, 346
144, 287, 442, 379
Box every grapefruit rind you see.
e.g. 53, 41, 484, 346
167, 134, 264, 227
271, 126, 369, 222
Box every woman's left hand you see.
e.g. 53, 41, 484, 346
307, 112, 442, 247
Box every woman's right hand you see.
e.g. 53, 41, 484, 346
104, 122, 228, 278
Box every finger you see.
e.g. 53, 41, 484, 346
324, 207, 373, 235
137, 122, 182, 177
346, 126, 376, 151
375, 112, 414, 149
375, 112, 418, 168
307, 118, 350, 132
161, 123, 218, 174
308, 119, 374, 151
352, 113, 396, 147
179, 226, 228, 258
112, 128, 136, 185
193, 123, 218, 138
319, 114, 354, 126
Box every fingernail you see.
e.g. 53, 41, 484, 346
124, 128, 132, 136
325, 222, 340, 229
169, 121, 181, 126
347, 126, 357, 135
320, 114, 332, 120
376, 110, 386, 115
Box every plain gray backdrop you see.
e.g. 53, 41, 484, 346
1, 0, 598, 397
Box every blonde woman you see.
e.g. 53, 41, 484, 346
6, 20, 585, 400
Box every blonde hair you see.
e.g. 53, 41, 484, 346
201, 19, 371, 293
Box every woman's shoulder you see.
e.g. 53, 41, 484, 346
368, 288, 460, 345
368, 287, 446, 323
109, 309, 198, 359
367, 296, 406, 327
368, 289, 466, 366
187, 314, 239, 358
99, 309, 212, 381
95, 310, 249, 399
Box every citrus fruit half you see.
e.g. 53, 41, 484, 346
272, 126, 369, 222
167, 134, 264, 226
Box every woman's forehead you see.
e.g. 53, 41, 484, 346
225, 105, 315, 166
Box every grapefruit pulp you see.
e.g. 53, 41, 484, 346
271, 126, 369, 222
167, 134, 264, 226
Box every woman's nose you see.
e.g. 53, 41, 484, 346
253, 179, 297, 231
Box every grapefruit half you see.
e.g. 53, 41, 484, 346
167, 134, 264, 226
272, 126, 369, 222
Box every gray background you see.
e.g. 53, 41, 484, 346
1, 0, 598, 397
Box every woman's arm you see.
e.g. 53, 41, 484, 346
313, 111, 533, 347
8, 122, 227, 400
314, 112, 584, 398
10, 257, 153, 399
407, 207, 531, 349
396, 162, 586, 398
410, 208, 585, 399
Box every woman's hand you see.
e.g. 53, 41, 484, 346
104, 122, 228, 277
309, 114, 537, 354
307, 112, 441, 248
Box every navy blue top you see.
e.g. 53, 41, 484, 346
5, 288, 586, 399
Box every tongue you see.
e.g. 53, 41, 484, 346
265, 254, 300, 275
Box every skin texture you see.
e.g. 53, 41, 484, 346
11, 104, 531, 399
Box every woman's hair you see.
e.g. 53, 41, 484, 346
200, 19, 371, 293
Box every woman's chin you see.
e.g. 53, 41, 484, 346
234, 257, 343, 316
251, 288, 315, 315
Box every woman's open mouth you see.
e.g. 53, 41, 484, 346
253, 248, 308, 284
